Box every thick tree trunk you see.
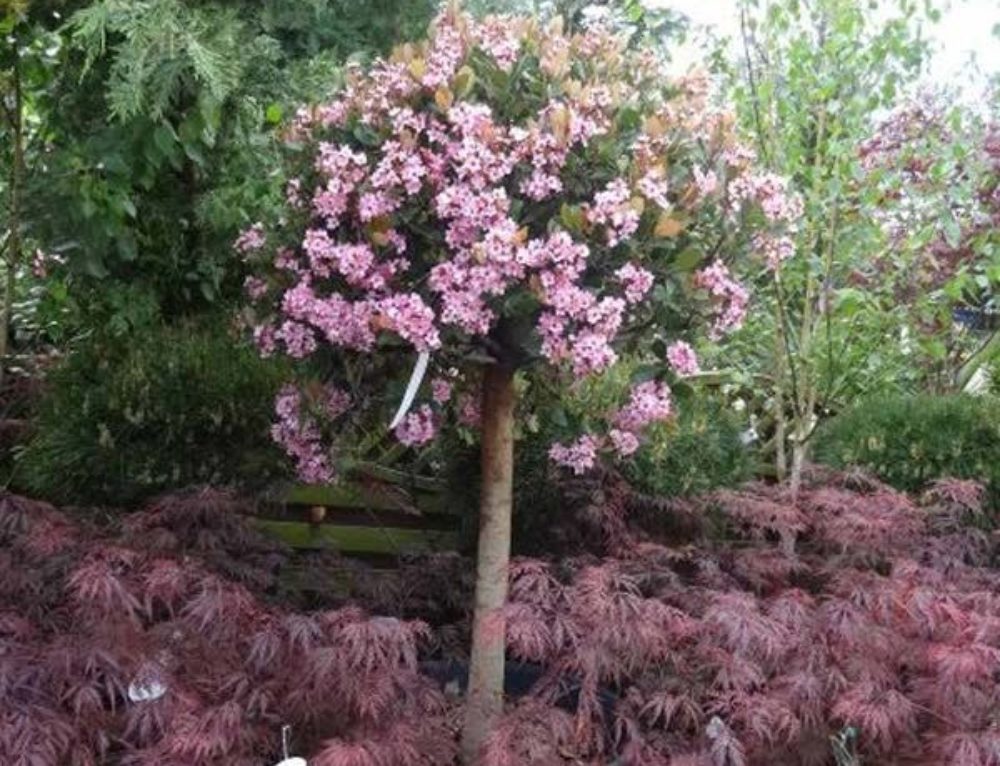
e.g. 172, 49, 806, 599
460, 362, 515, 765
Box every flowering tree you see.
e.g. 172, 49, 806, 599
239, 4, 792, 759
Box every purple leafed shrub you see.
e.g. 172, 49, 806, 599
4, 471, 1000, 764
0, 490, 453, 766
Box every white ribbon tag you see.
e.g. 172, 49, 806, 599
389, 351, 430, 430
128, 677, 167, 702
274, 724, 307, 766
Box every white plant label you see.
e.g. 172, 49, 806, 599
127, 676, 166, 703
389, 351, 430, 430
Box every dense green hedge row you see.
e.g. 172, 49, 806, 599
814, 393, 1000, 503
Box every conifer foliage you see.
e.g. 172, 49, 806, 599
5, 473, 1000, 764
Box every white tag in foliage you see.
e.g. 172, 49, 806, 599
127, 664, 167, 703
389, 351, 430, 430
273, 724, 306, 766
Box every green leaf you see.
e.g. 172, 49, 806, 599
153, 124, 176, 156
943, 217, 962, 249
265, 103, 283, 124
673, 247, 702, 272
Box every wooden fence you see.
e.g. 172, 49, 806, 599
253, 470, 462, 559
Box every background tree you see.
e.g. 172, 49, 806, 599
859, 88, 1000, 392
716, 0, 934, 489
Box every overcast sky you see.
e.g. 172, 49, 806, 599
650, 0, 1000, 95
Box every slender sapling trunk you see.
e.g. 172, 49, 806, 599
461, 361, 516, 765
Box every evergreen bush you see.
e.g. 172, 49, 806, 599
814, 393, 1000, 504
15, 320, 289, 505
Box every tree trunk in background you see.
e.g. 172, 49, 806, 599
1, 42, 24, 392
461, 362, 515, 765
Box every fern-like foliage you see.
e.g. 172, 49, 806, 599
69, 0, 247, 121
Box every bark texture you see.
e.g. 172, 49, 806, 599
460, 362, 516, 765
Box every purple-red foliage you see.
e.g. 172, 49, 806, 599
493, 468, 1000, 765
0, 490, 449, 766
6, 469, 1000, 764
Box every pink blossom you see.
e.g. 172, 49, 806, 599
276, 321, 318, 358
457, 393, 482, 427
271, 385, 333, 483
638, 170, 670, 209
568, 331, 617, 376
253, 323, 277, 357
754, 233, 796, 270
549, 434, 600, 474
475, 16, 522, 70
422, 16, 465, 89
693, 167, 719, 199
243, 276, 268, 301
431, 378, 453, 404
587, 179, 640, 247
375, 293, 440, 351
666, 341, 700, 377
729, 171, 803, 224
695, 260, 749, 338
234, 223, 266, 254
609, 428, 640, 457
615, 262, 654, 304
325, 386, 352, 419
394, 405, 438, 447
615, 381, 672, 432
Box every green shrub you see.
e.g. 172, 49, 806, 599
621, 395, 755, 499
15, 320, 290, 505
813, 394, 1000, 499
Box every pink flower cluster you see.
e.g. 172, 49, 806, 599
753, 232, 796, 270
695, 260, 750, 338
615, 262, 654, 304
271, 385, 333, 483
474, 16, 522, 71
666, 340, 700, 376
551, 379, 675, 472
548, 434, 600, 475
614, 381, 673, 433
394, 405, 438, 447
587, 179, 640, 247
234, 223, 265, 255
729, 171, 802, 272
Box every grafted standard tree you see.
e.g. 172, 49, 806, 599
240, 5, 794, 761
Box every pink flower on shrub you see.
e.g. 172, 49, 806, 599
234, 223, 266, 254
615, 262, 654, 304
431, 378, 453, 404
549, 434, 600, 474
615, 381, 673, 433
666, 341, 700, 377
609, 429, 640, 457
394, 405, 438, 447
457, 393, 482, 427
271, 385, 333, 483
587, 179, 640, 247
695, 260, 749, 338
